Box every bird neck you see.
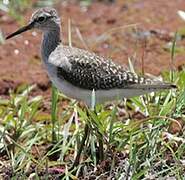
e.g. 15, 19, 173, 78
41, 26, 61, 63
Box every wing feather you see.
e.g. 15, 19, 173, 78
49, 45, 175, 90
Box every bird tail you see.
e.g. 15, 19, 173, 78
120, 82, 176, 99
128, 83, 177, 90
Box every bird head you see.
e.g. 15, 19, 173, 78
6, 7, 60, 39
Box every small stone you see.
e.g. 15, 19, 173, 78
24, 40, 29, 45
14, 49, 19, 55
32, 31, 37, 36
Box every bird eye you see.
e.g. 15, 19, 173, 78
37, 16, 46, 22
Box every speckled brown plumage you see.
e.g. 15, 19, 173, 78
56, 51, 160, 90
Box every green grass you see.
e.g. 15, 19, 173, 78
0, 68, 184, 179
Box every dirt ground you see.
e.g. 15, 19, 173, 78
0, 0, 185, 96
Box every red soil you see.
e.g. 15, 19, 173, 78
0, 0, 185, 95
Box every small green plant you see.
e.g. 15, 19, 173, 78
0, 85, 42, 174
0, 0, 32, 23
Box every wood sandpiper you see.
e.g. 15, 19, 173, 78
6, 7, 176, 107
6, 7, 176, 167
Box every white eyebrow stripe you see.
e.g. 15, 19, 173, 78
43, 12, 51, 16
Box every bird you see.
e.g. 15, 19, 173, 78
6, 7, 176, 167
6, 7, 176, 107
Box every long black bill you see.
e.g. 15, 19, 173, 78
6, 22, 34, 40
